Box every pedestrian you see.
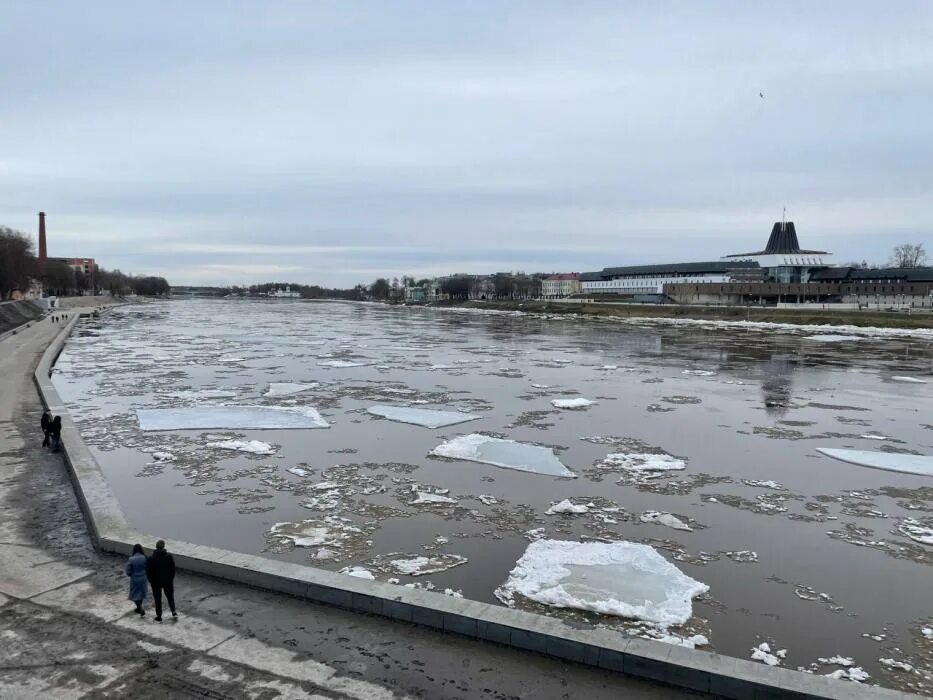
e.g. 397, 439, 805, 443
125, 544, 148, 616
41, 408, 52, 447
145, 539, 177, 622
49, 416, 62, 452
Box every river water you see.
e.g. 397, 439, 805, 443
52, 299, 932, 692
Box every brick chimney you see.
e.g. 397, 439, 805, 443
38, 211, 48, 265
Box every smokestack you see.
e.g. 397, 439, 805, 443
38, 211, 48, 265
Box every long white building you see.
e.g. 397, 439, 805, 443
580, 261, 762, 296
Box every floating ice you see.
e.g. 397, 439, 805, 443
150, 451, 174, 462
164, 389, 237, 400
742, 479, 785, 490
339, 566, 376, 580
923, 627, 933, 639
601, 453, 686, 472
137, 406, 329, 430
431, 434, 576, 478
818, 656, 853, 666
816, 448, 933, 477
891, 375, 928, 384
545, 500, 590, 515
410, 492, 458, 505
750, 643, 783, 666
269, 521, 331, 547
804, 335, 864, 342
878, 658, 913, 672
286, 467, 311, 477
367, 404, 480, 428
264, 382, 319, 397
477, 494, 499, 505
682, 370, 716, 376
550, 398, 594, 409
389, 554, 468, 576
495, 539, 708, 627
379, 387, 417, 395
207, 439, 276, 455
859, 433, 889, 441
640, 511, 692, 531
825, 667, 869, 682
895, 518, 933, 545
318, 360, 368, 368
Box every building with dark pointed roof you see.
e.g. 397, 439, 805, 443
723, 220, 833, 283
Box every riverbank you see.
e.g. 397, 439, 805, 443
437, 299, 933, 330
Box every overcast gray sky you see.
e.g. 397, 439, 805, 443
2, 2, 931, 286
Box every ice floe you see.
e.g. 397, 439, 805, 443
682, 369, 716, 376
859, 433, 889, 441
367, 404, 480, 428
600, 452, 686, 472
431, 434, 576, 477
895, 518, 933, 545
742, 479, 785, 490
477, 494, 498, 505
410, 492, 458, 505
825, 667, 869, 682
818, 655, 853, 666
137, 406, 330, 430
318, 360, 368, 368
545, 499, 590, 515
495, 539, 708, 627
338, 566, 376, 580
286, 467, 311, 477
816, 448, 933, 477
878, 658, 913, 672
750, 642, 786, 666
804, 334, 864, 342
264, 382, 319, 397
550, 398, 595, 409
388, 554, 468, 576
640, 511, 692, 531
207, 439, 276, 455
164, 389, 237, 400
891, 375, 928, 384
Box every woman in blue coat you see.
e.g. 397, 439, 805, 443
125, 543, 148, 616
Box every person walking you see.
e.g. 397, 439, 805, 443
145, 539, 177, 622
41, 408, 52, 447
49, 416, 62, 452
125, 544, 148, 617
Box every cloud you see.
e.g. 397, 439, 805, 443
2, 2, 931, 285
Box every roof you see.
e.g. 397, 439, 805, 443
726, 221, 828, 257
810, 267, 933, 283
545, 273, 579, 281
579, 271, 604, 281
599, 261, 760, 278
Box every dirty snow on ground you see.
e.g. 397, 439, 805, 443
367, 404, 480, 428
545, 499, 590, 515
496, 539, 708, 627
550, 398, 595, 409
137, 406, 329, 430
431, 434, 576, 477
640, 511, 692, 531
264, 382, 320, 397
816, 448, 933, 477
599, 452, 686, 472
206, 439, 276, 455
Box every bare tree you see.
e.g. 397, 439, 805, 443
0, 226, 37, 299
888, 243, 928, 268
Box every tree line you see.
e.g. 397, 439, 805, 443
229, 282, 366, 300
0, 225, 170, 300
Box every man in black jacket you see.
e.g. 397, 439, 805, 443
41, 409, 52, 447
145, 539, 177, 622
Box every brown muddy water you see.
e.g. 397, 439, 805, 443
52, 299, 933, 693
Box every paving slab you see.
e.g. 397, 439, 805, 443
0, 543, 91, 599
32, 579, 131, 622
114, 611, 237, 651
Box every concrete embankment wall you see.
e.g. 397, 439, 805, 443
0, 300, 43, 337
31, 312, 919, 700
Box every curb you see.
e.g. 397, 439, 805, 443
32, 311, 920, 700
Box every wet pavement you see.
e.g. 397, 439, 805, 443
50, 299, 933, 693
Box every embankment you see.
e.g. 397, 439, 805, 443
0, 300, 43, 336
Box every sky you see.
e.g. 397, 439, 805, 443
2, 1, 932, 287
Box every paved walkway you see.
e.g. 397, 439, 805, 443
0, 314, 693, 698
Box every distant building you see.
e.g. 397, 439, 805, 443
580, 261, 762, 298
269, 285, 300, 298
49, 257, 97, 276
404, 286, 426, 303
722, 221, 833, 283
541, 273, 581, 298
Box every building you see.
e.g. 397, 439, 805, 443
49, 257, 97, 276
404, 286, 426, 303
722, 221, 833, 283
580, 261, 762, 299
541, 273, 581, 298
268, 285, 300, 298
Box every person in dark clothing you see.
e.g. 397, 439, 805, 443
49, 416, 62, 452
41, 409, 52, 447
146, 539, 177, 622
126, 543, 148, 616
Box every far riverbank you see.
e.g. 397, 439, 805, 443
435, 298, 933, 330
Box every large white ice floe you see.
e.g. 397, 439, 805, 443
816, 448, 933, 477
137, 406, 329, 430
410, 491, 458, 505
750, 642, 786, 666
545, 499, 590, 515
367, 404, 480, 428
495, 540, 708, 627
600, 452, 686, 472
895, 518, 933, 545
550, 398, 595, 409
640, 511, 692, 531
338, 566, 376, 580
388, 554, 468, 576
431, 434, 576, 477
318, 359, 369, 368
804, 334, 864, 342
206, 439, 276, 455
264, 382, 320, 397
